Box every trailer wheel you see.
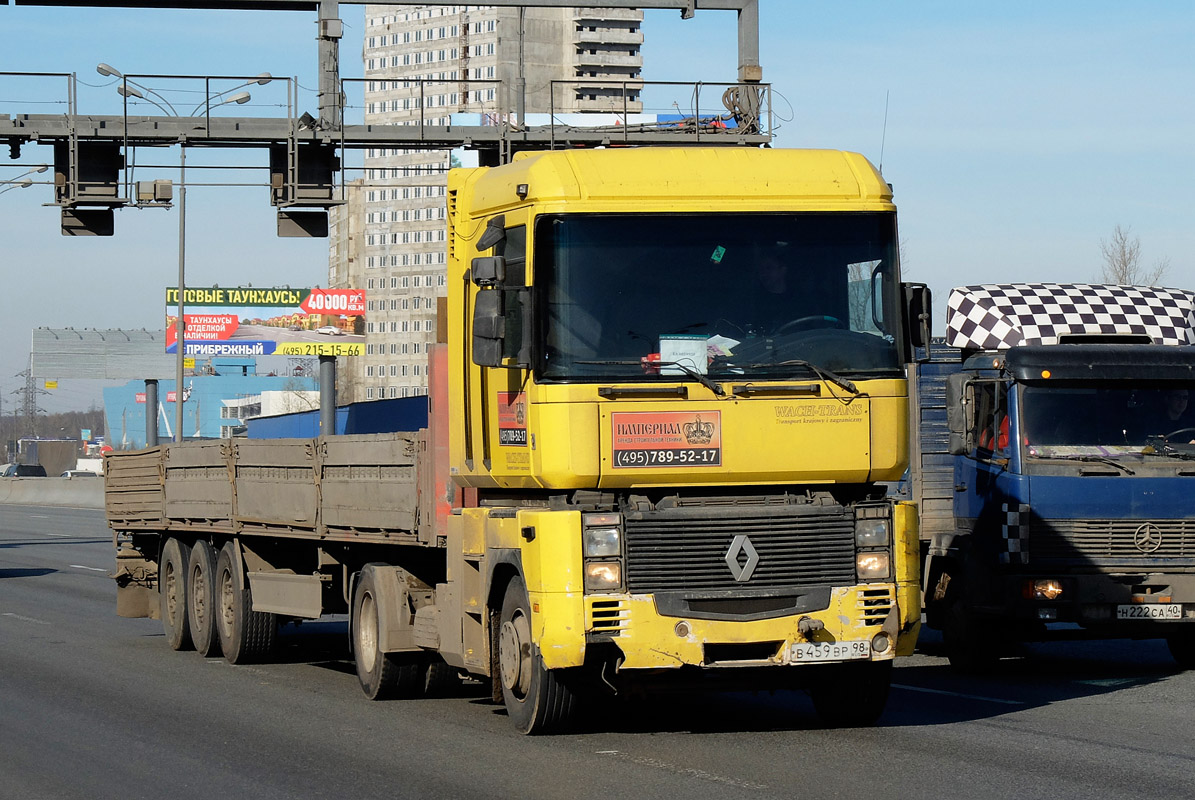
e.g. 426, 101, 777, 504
351, 568, 422, 700
810, 660, 892, 727
1166, 633, 1195, 669
160, 537, 193, 651
215, 541, 277, 665
186, 539, 221, 658
497, 576, 580, 734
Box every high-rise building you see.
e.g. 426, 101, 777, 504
329, 5, 644, 402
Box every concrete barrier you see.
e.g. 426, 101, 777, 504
0, 477, 105, 509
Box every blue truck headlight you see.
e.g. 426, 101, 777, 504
856, 552, 890, 581
1033, 578, 1063, 600
855, 518, 890, 547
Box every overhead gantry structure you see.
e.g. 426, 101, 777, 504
1, 0, 770, 235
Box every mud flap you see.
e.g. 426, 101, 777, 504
113, 541, 158, 619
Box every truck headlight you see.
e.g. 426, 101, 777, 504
856, 552, 890, 581
583, 527, 621, 557
1033, 579, 1063, 600
584, 562, 621, 592
855, 518, 890, 547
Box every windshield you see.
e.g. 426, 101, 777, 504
1022, 383, 1195, 456
535, 213, 902, 381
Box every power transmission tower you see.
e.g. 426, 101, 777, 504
13, 356, 50, 439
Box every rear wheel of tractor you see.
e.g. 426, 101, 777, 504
215, 541, 277, 665
351, 567, 422, 700
160, 537, 193, 651
1166, 632, 1195, 669
810, 660, 892, 727
186, 539, 221, 658
497, 576, 580, 734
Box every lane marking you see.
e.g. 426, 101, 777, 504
71, 564, 107, 572
2, 612, 51, 625
41, 532, 72, 538
892, 683, 1025, 705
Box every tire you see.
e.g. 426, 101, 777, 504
186, 539, 222, 658
159, 537, 193, 651
943, 596, 1000, 673
351, 567, 422, 700
422, 658, 461, 697
1166, 632, 1195, 669
215, 541, 277, 665
810, 660, 892, 728
497, 576, 581, 734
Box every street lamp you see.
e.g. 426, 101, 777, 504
97, 63, 178, 115
0, 165, 49, 196
189, 72, 271, 116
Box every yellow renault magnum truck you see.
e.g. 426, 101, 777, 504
446, 147, 929, 730
107, 147, 930, 735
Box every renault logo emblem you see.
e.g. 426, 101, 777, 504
725, 534, 760, 582
1133, 523, 1163, 553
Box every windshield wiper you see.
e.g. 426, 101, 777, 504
743, 359, 859, 395
576, 360, 725, 397
1051, 455, 1136, 474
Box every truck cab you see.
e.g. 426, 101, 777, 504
915, 284, 1195, 669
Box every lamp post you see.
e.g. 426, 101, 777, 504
100, 65, 261, 443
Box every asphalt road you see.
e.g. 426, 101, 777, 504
3, 504, 1194, 800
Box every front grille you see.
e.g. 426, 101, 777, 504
858, 587, 894, 627
1030, 519, 1195, 561
589, 599, 627, 634
624, 504, 856, 593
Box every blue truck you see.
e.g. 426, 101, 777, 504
908, 283, 1195, 669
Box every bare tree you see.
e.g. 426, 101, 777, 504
1100, 224, 1169, 286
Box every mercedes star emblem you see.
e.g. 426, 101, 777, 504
1133, 523, 1163, 553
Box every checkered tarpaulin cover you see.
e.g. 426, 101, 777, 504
945, 283, 1195, 351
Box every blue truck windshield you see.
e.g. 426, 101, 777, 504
535, 213, 902, 381
1022, 383, 1195, 454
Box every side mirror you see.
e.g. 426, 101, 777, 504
946, 372, 973, 455
471, 256, 506, 287
903, 282, 932, 357
472, 289, 504, 367
476, 214, 506, 251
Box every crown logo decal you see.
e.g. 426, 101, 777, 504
683, 415, 714, 444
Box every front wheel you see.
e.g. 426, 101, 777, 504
943, 594, 1003, 673
809, 660, 892, 727
497, 577, 581, 734
1166, 631, 1195, 669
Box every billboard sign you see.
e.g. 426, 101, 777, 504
165, 286, 366, 357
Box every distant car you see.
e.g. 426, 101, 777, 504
60, 470, 99, 478
316, 326, 345, 336
2, 463, 47, 477
287, 324, 302, 331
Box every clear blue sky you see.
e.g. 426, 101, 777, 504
2, 2, 1192, 412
